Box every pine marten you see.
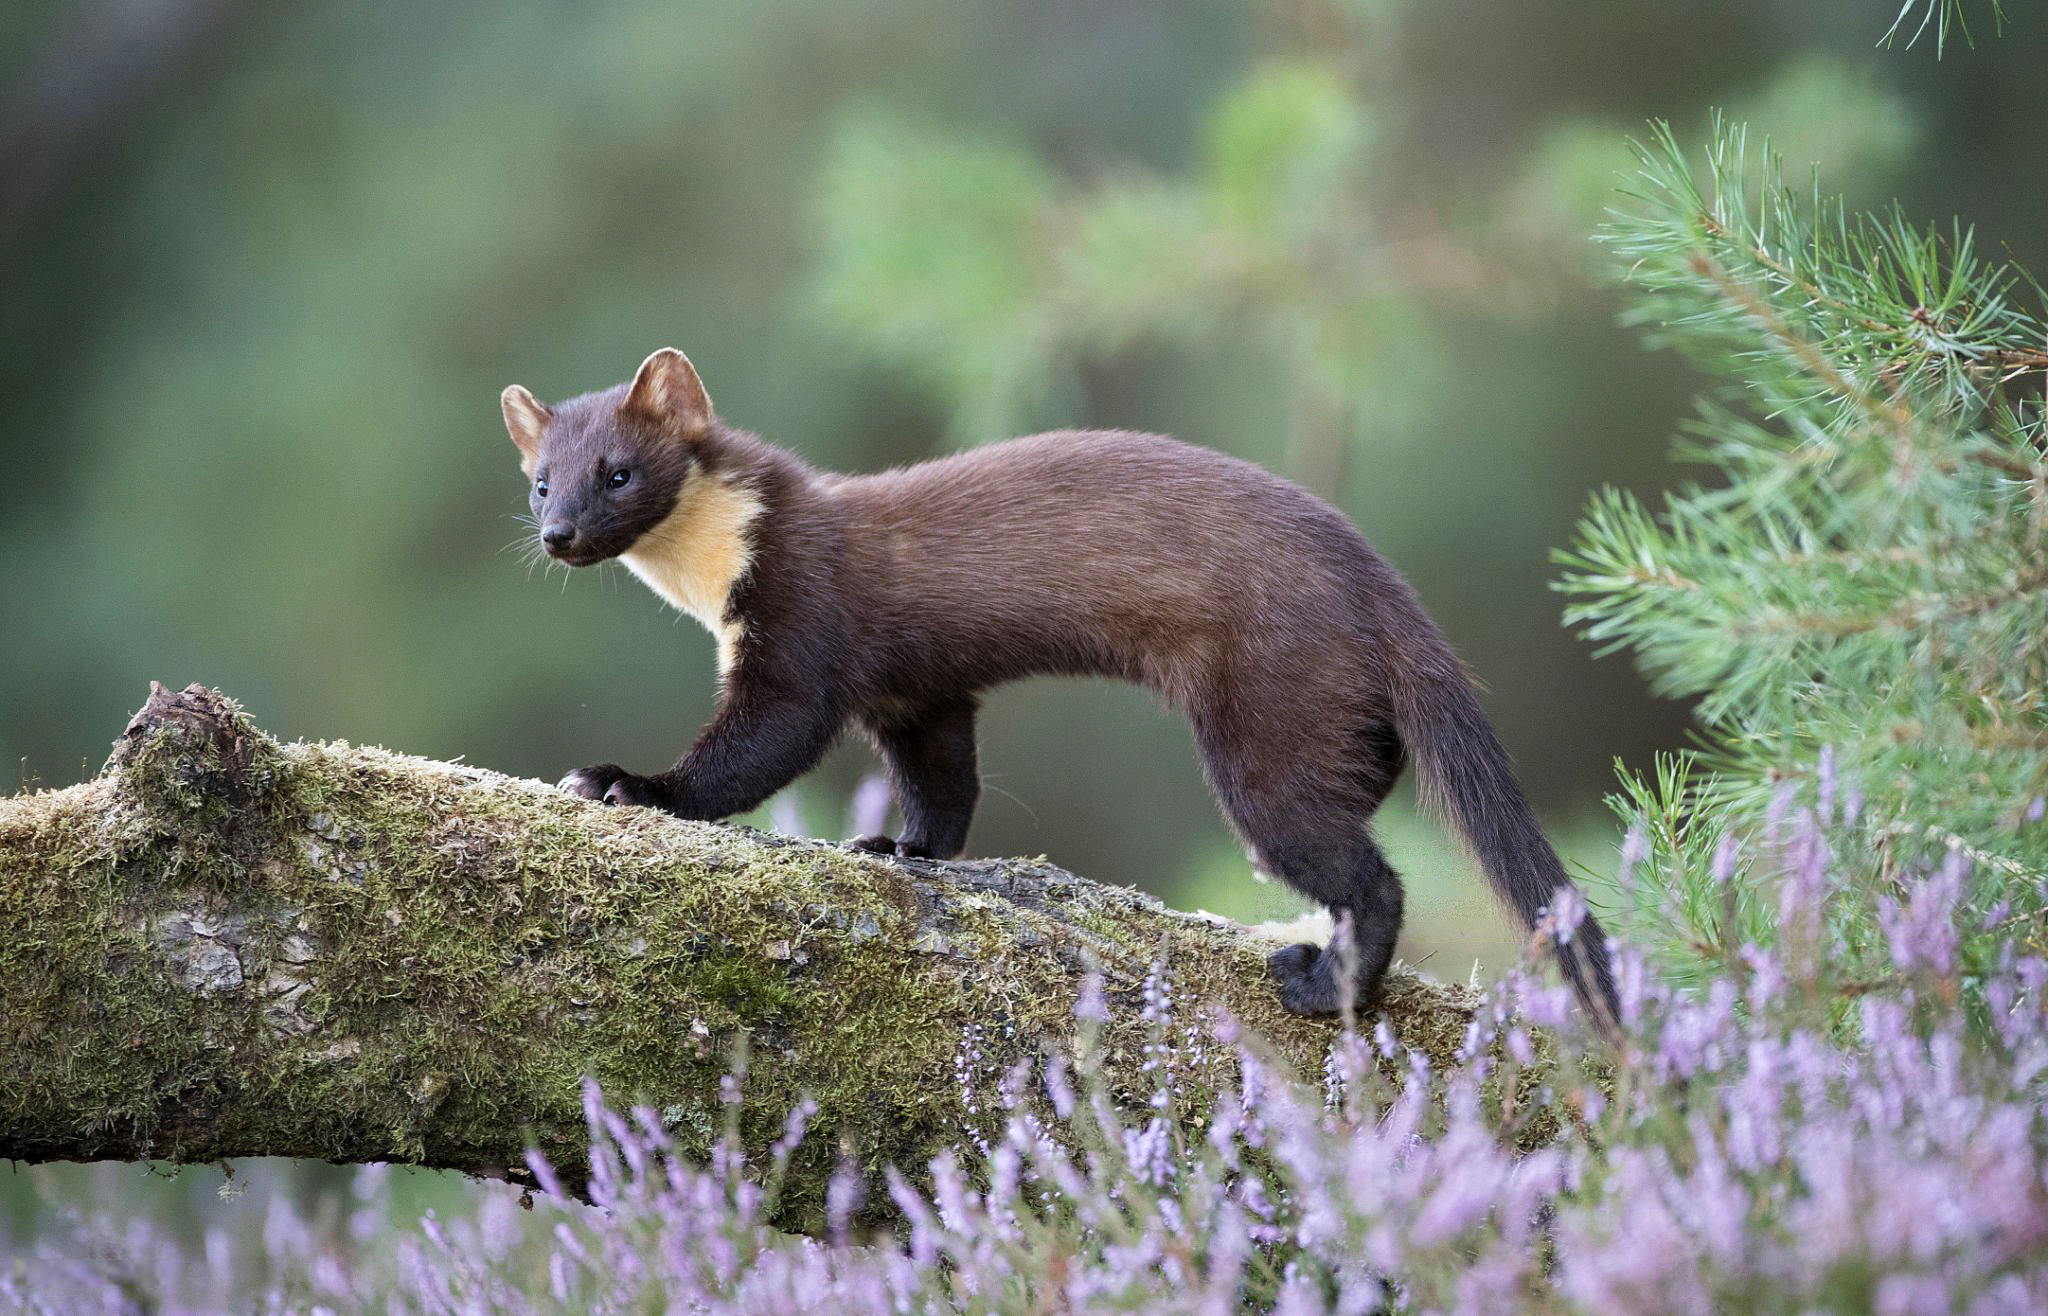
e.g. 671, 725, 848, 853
500, 348, 1619, 1022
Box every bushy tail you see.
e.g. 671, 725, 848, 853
1389, 650, 1621, 1033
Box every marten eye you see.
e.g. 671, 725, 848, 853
609, 469, 632, 489
535, 477, 549, 497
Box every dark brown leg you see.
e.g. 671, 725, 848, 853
858, 698, 980, 859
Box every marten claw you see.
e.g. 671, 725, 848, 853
849, 834, 901, 856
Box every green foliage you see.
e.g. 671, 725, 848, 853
812, 111, 1063, 441
1503, 58, 1917, 274
812, 42, 1931, 501
1880, 0, 2009, 54
810, 55, 1433, 485
1199, 62, 1369, 239
1558, 117, 2048, 985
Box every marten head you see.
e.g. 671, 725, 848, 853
500, 348, 714, 566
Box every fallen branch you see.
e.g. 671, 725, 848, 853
0, 684, 1502, 1221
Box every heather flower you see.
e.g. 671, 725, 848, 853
1539, 883, 1588, 944
1878, 850, 1967, 978
1074, 971, 1108, 1022
12, 795, 2048, 1315
1709, 831, 1740, 884
848, 773, 892, 838
1618, 824, 1650, 887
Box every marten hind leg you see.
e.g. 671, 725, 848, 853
854, 698, 980, 859
1197, 715, 1407, 1015
1260, 838, 1405, 1015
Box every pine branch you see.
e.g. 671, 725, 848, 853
1560, 118, 2048, 984
1880, 1, 2010, 55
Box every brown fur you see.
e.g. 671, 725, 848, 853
502, 349, 1619, 1024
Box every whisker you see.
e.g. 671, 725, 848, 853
979, 777, 1040, 826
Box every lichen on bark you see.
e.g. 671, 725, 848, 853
0, 684, 1533, 1225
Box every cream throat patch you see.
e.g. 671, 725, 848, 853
619, 474, 764, 674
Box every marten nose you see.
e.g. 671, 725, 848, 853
541, 521, 576, 550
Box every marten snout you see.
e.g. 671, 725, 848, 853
540, 514, 609, 566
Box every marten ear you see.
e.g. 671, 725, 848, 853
500, 385, 552, 474
621, 347, 714, 440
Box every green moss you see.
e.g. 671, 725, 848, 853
1, 685, 1543, 1226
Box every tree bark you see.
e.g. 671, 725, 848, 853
0, 684, 1497, 1221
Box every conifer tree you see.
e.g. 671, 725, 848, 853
1559, 118, 2048, 986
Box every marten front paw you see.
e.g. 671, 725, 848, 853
849, 834, 948, 859
558, 763, 660, 808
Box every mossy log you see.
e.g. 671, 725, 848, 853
0, 683, 1498, 1219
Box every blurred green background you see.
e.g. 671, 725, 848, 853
3, 0, 2043, 988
